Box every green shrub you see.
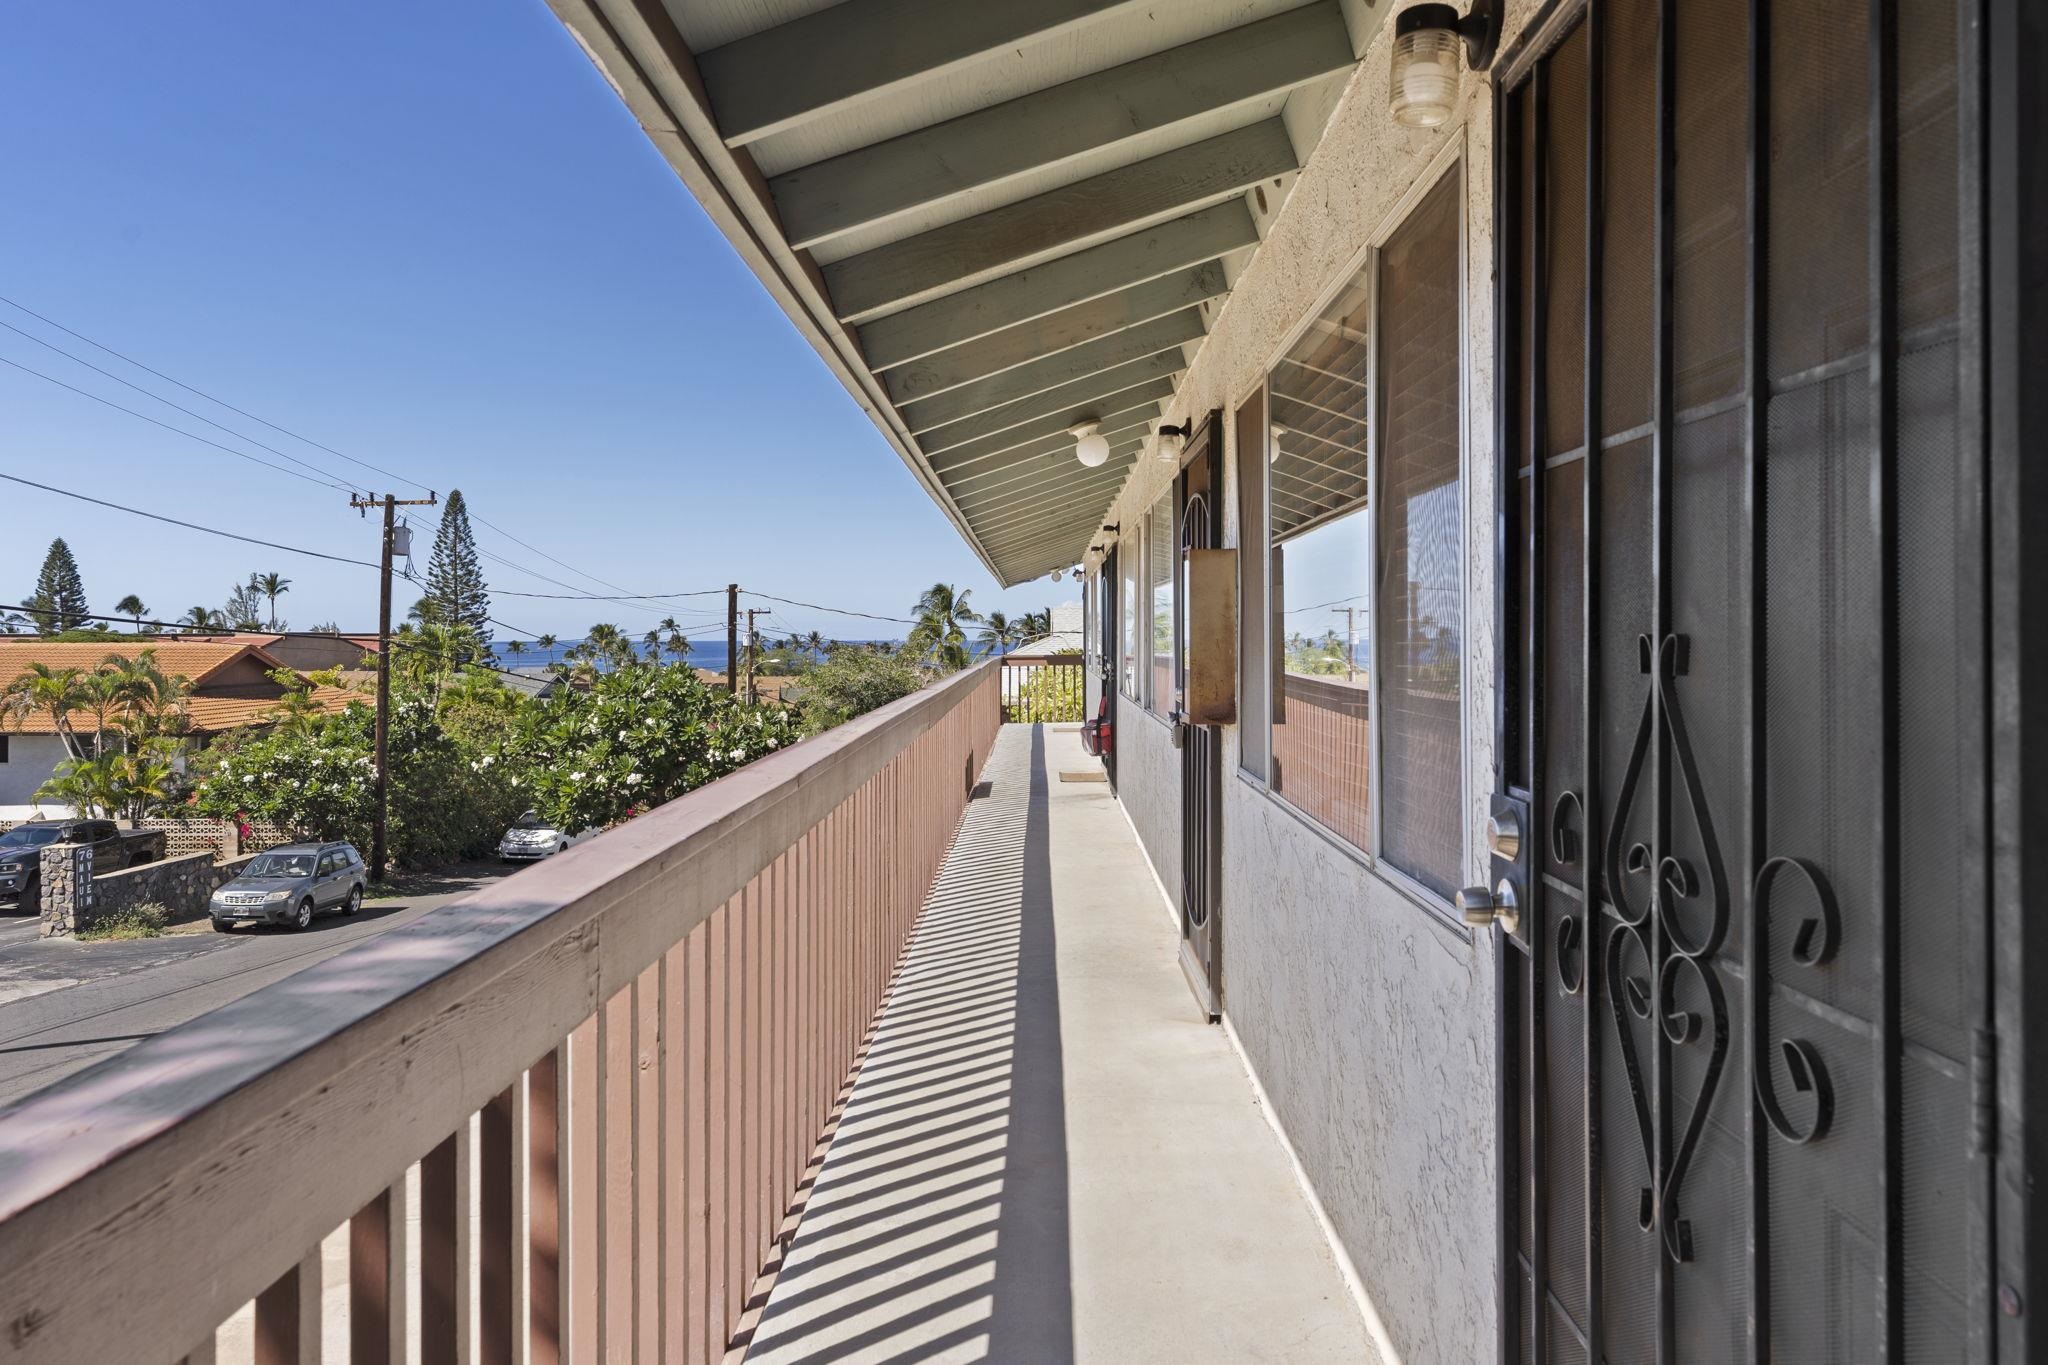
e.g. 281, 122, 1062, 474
794, 645, 924, 732
78, 901, 171, 941
510, 661, 804, 834
1007, 666, 1084, 722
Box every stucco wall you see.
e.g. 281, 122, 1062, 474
1083, 1, 1551, 1359
1114, 705, 1182, 915
0, 734, 69, 810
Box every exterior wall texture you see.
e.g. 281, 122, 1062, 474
0, 734, 72, 812
1087, 3, 1551, 1359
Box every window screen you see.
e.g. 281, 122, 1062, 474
1235, 390, 1271, 780
1266, 259, 1374, 851
1146, 491, 1175, 714
1119, 541, 1140, 699
1375, 170, 1464, 898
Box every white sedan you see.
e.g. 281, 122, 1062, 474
496, 812, 589, 862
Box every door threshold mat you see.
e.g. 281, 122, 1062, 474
1058, 770, 1109, 783
1052, 725, 1083, 732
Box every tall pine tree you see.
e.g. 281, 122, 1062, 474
423, 489, 492, 645
25, 537, 89, 633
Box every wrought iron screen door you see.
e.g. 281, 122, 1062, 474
1493, 0, 1993, 1360
1177, 412, 1224, 1021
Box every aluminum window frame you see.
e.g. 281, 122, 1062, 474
1234, 137, 1473, 925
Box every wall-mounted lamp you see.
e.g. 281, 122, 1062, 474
1101, 522, 1120, 535
1391, 1, 1500, 128
1156, 421, 1191, 463
1051, 568, 1065, 582
1069, 420, 1110, 467
1269, 422, 1290, 464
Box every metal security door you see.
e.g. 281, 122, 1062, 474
1489, 1, 1995, 1361
1176, 413, 1224, 1021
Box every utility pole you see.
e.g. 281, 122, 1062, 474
352, 491, 438, 882
726, 584, 740, 695
1331, 606, 1361, 683
744, 608, 765, 704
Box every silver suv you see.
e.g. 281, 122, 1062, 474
209, 842, 366, 932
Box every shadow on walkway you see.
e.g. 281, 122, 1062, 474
745, 726, 1072, 1364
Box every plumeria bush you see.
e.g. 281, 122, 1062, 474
191, 688, 526, 870
510, 661, 804, 833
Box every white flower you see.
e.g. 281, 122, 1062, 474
728, 748, 746, 761
569, 770, 586, 782
766, 737, 778, 749
619, 730, 630, 741
626, 772, 643, 786
243, 775, 255, 785
479, 755, 494, 768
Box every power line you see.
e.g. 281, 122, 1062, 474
0, 293, 435, 495
0, 295, 701, 613
0, 353, 351, 491
742, 590, 918, 626
0, 317, 364, 491
0, 472, 380, 568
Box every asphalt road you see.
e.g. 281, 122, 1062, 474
0, 864, 515, 1108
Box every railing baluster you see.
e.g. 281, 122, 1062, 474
598, 988, 634, 1359
527, 1048, 565, 1365
725, 892, 746, 1343
421, 1133, 460, 1365
254, 1249, 320, 1365
481, 1084, 516, 1364
662, 942, 688, 1364
684, 930, 712, 1365
350, 1182, 405, 1365
568, 1018, 600, 1364
633, 965, 661, 1362
709, 901, 733, 1363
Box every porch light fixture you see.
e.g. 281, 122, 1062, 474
1051, 568, 1065, 582
1069, 420, 1110, 468
1390, 1, 1500, 128
1156, 421, 1191, 463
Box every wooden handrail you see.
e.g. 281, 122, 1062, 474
0, 660, 1000, 1364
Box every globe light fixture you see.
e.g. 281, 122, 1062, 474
1051, 568, 1065, 582
1390, 1, 1500, 129
1070, 420, 1110, 467
1156, 421, 1191, 463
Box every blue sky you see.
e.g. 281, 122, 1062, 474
0, 1, 1073, 643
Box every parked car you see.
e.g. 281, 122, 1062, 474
497, 810, 590, 862
0, 819, 166, 913
209, 842, 366, 932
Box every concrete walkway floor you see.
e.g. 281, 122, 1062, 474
743, 725, 1379, 1365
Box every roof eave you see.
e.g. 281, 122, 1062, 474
543, 0, 1008, 582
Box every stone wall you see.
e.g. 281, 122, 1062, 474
37, 843, 93, 938
38, 841, 255, 936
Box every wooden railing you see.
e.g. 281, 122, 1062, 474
999, 652, 1084, 723
0, 661, 1001, 1365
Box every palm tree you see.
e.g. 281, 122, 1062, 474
254, 572, 292, 630
1017, 609, 1053, 642
0, 609, 31, 635
975, 611, 1014, 658
114, 594, 148, 632
907, 584, 980, 671
182, 605, 226, 632
2, 662, 89, 760
504, 639, 529, 659
536, 633, 558, 660
102, 650, 188, 747
576, 623, 635, 670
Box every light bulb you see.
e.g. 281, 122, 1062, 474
1390, 7, 1462, 128
1070, 420, 1110, 467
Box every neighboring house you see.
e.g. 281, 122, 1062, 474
1011, 601, 1084, 656
502, 665, 563, 700
249, 632, 381, 674
0, 640, 355, 819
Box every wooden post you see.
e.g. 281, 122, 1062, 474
726, 584, 739, 695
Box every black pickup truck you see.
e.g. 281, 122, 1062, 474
0, 819, 166, 913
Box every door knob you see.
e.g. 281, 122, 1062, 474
1457, 879, 1521, 936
